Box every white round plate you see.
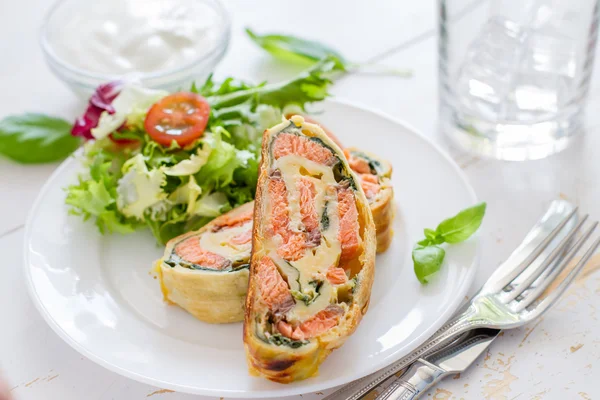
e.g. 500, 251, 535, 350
24, 100, 478, 398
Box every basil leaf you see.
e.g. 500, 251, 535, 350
424, 228, 437, 240
419, 228, 444, 246
413, 245, 446, 284
417, 238, 432, 246
0, 113, 81, 163
436, 202, 487, 244
413, 203, 486, 284
246, 29, 412, 78
246, 28, 347, 67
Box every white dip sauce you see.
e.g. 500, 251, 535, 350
50, 0, 225, 75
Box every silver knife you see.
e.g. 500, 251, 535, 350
372, 328, 499, 399
323, 200, 577, 400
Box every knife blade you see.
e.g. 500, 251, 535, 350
373, 328, 500, 400
431, 328, 499, 373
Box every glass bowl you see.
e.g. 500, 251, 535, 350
40, 0, 230, 99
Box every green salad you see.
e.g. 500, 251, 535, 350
65, 57, 343, 244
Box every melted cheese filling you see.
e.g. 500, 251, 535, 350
199, 221, 252, 261
277, 154, 337, 233
267, 151, 345, 323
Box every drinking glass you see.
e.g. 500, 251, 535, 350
439, 0, 600, 160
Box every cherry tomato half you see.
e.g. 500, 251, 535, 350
144, 92, 210, 147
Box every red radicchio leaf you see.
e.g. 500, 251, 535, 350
71, 81, 123, 140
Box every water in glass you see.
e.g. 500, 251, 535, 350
440, 0, 599, 160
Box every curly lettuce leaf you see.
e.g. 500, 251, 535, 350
168, 175, 202, 213
193, 192, 231, 217
66, 150, 138, 234
222, 184, 255, 207
162, 145, 211, 176
195, 128, 252, 190
116, 154, 167, 219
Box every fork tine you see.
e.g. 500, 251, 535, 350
492, 207, 578, 291
511, 221, 597, 311
501, 215, 589, 303
515, 229, 600, 316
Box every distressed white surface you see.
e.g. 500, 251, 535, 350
1, 0, 600, 399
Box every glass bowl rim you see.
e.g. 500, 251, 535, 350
39, 0, 231, 82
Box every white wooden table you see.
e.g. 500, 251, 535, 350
2, 1, 600, 399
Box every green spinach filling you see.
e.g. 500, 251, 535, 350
320, 201, 330, 230
267, 333, 308, 348
165, 248, 249, 273
290, 279, 323, 305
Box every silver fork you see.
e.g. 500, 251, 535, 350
368, 208, 600, 400
326, 201, 600, 400
436, 208, 598, 333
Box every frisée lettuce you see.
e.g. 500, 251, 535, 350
65, 57, 342, 244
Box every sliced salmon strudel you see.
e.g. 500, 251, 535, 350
157, 202, 254, 323
286, 113, 395, 253
243, 116, 376, 383
344, 147, 394, 253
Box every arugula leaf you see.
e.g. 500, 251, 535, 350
195, 75, 260, 98
413, 245, 446, 284
0, 114, 81, 163
436, 202, 487, 243
413, 202, 486, 284
246, 28, 347, 65
208, 56, 344, 109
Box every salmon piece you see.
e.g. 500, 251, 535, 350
279, 234, 307, 262
277, 305, 344, 340
268, 175, 306, 261
276, 320, 295, 338
345, 150, 371, 174
268, 175, 289, 240
230, 229, 252, 245
213, 207, 253, 231
337, 186, 360, 265
359, 173, 381, 200
297, 177, 321, 246
256, 256, 295, 314
326, 267, 348, 285
272, 133, 337, 166
174, 236, 231, 270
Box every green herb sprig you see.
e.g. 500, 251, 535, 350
413, 202, 486, 284
246, 28, 412, 78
